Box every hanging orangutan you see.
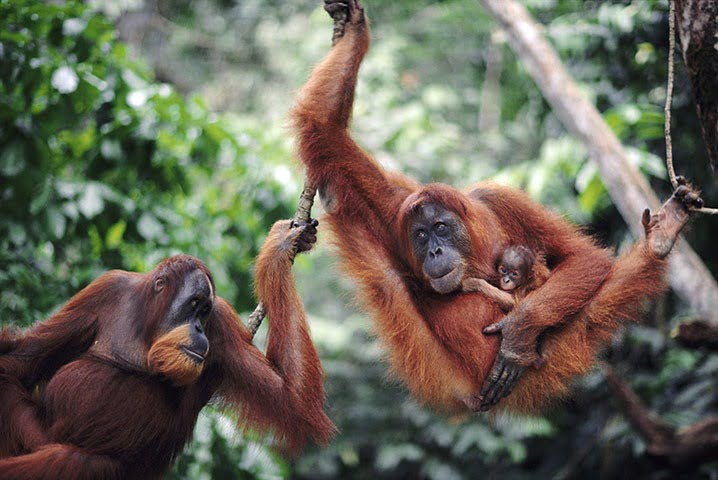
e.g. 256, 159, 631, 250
291, 0, 702, 413
0, 219, 335, 479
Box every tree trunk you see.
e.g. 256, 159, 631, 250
674, 0, 718, 177
478, 0, 718, 324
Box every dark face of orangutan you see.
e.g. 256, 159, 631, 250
148, 269, 214, 385
497, 247, 533, 292
409, 203, 472, 294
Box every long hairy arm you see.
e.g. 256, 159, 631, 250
291, 0, 416, 245
212, 221, 335, 455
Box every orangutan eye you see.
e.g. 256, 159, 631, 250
435, 222, 447, 234
190, 299, 198, 309
416, 229, 427, 240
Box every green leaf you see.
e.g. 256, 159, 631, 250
100, 139, 122, 160
375, 444, 423, 471
0, 142, 26, 177
88, 225, 102, 258
137, 212, 164, 240
78, 183, 105, 219
506, 441, 527, 463
105, 220, 126, 248
577, 173, 607, 213
30, 181, 51, 214
46, 207, 66, 239
423, 459, 462, 480
8, 223, 27, 246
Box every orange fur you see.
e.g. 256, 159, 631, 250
517, 252, 550, 301
147, 324, 204, 386
291, 1, 669, 415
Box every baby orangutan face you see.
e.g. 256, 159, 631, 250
497, 246, 534, 292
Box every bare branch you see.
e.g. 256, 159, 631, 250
603, 367, 675, 446
674, 319, 718, 351
665, 0, 678, 189
247, 177, 317, 337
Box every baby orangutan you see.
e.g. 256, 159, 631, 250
463, 245, 550, 313
463, 245, 551, 372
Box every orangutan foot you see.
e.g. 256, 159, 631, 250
642, 177, 703, 259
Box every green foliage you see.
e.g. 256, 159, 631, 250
0, 0, 294, 327
169, 410, 289, 480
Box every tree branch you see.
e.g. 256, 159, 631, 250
247, 178, 317, 337
604, 366, 718, 466
674, 320, 718, 351
478, 0, 718, 324
603, 367, 676, 447
664, 0, 678, 190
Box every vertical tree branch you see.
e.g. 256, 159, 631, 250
665, 0, 718, 214
478, 30, 504, 135
664, 0, 678, 189
247, 178, 317, 337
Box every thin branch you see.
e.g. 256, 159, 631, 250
690, 206, 718, 215
247, 12, 353, 338
665, 0, 678, 189
247, 178, 317, 337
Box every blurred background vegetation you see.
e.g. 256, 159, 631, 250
1, 0, 717, 478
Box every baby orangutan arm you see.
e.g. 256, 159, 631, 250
463, 278, 515, 312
